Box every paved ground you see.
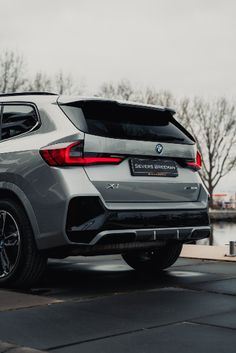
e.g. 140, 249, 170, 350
0, 255, 236, 352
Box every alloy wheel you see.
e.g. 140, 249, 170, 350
0, 210, 21, 278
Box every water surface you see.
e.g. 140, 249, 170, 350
198, 222, 236, 246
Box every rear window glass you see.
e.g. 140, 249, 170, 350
59, 101, 194, 144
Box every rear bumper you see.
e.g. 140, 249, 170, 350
90, 226, 210, 244
66, 197, 210, 248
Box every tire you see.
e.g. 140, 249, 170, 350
0, 199, 47, 288
122, 241, 183, 272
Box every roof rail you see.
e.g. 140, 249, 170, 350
0, 91, 58, 97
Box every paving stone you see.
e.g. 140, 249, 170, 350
0, 288, 236, 350
1, 257, 236, 353
0, 341, 45, 353
0, 290, 60, 312
182, 278, 236, 295
40, 257, 225, 301
50, 322, 236, 353
8, 347, 45, 353
192, 310, 236, 329
174, 261, 236, 276
0, 341, 14, 352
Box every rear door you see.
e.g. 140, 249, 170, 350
59, 99, 200, 203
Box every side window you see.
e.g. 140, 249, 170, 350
1, 105, 38, 140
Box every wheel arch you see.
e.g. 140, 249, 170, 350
0, 183, 40, 247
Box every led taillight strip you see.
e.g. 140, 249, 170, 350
186, 150, 202, 171
40, 141, 123, 166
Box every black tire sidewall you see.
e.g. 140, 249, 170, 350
0, 199, 39, 286
122, 241, 183, 272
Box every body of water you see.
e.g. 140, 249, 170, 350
198, 222, 236, 246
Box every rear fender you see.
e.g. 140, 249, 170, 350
0, 182, 40, 246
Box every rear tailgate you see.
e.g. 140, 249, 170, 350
83, 134, 199, 203
59, 98, 200, 203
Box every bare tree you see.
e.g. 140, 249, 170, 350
98, 82, 116, 98
28, 71, 78, 95
0, 50, 83, 95
54, 71, 74, 94
28, 72, 52, 92
0, 51, 27, 93
98, 80, 134, 100
98, 80, 175, 108
180, 97, 236, 206
136, 87, 176, 107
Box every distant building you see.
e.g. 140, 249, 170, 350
213, 192, 236, 209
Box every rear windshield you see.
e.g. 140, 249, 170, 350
59, 100, 194, 144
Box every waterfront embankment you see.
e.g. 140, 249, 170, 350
210, 210, 236, 222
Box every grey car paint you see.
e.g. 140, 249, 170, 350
0, 94, 209, 251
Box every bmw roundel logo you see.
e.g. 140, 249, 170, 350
155, 144, 163, 154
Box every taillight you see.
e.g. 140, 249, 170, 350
40, 141, 123, 166
186, 150, 202, 171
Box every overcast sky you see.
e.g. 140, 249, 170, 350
1, 0, 236, 98
0, 0, 235, 191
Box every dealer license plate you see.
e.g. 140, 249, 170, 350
130, 158, 178, 177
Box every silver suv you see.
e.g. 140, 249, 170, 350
0, 92, 210, 287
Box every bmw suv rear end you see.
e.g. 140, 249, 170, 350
0, 92, 210, 287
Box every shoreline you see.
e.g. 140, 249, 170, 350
210, 210, 236, 222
